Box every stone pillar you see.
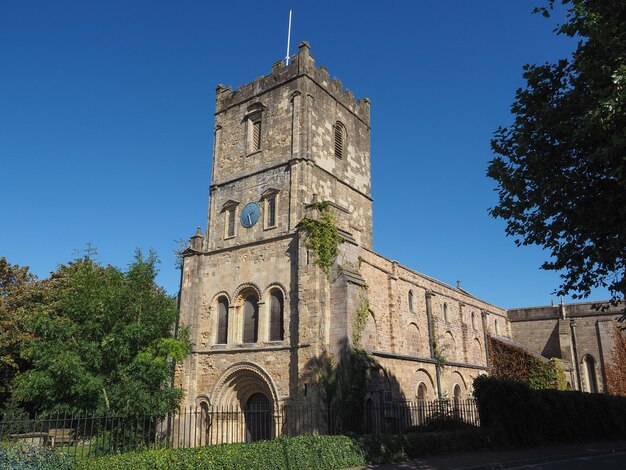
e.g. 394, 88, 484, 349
227, 305, 238, 344
257, 301, 267, 342
481, 311, 490, 367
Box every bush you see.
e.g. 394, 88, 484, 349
474, 376, 626, 447
74, 429, 490, 469
74, 434, 367, 470
0, 442, 73, 470
405, 415, 479, 433
357, 429, 489, 464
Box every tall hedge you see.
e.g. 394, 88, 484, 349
474, 376, 626, 447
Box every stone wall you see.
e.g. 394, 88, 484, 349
508, 302, 623, 392
355, 248, 506, 398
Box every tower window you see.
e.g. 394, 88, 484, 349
252, 118, 261, 152
408, 290, 414, 312
243, 294, 259, 343
221, 199, 240, 239
269, 289, 284, 341
245, 105, 264, 155
334, 121, 345, 159
216, 297, 229, 344
227, 208, 235, 237
267, 196, 276, 227
261, 188, 280, 230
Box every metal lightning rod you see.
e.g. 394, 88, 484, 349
285, 9, 292, 66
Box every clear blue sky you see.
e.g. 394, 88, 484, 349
0, 1, 609, 308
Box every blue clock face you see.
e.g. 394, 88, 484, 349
240, 202, 260, 228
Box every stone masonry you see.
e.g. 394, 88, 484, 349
174, 43, 624, 442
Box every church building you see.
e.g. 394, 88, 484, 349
175, 43, 622, 440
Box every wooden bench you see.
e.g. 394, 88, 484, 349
8, 432, 49, 445
48, 428, 73, 446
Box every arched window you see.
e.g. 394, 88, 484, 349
334, 121, 346, 159
583, 355, 598, 393
406, 323, 421, 357
417, 382, 427, 401
443, 303, 449, 323
473, 338, 483, 365
269, 289, 284, 341
216, 297, 229, 344
243, 294, 259, 343
471, 312, 476, 330
453, 384, 461, 403
408, 290, 414, 312
494, 319, 500, 335
445, 331, 456, 361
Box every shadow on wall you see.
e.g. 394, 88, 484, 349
302, 337, 415, 435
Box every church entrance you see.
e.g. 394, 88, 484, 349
245, 393, 271, 442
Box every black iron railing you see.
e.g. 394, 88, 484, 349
0, 399, 479, 458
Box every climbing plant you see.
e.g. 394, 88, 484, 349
605, 325, 626, 396
297, 201, 344, 279
552, 358, 568, 391
352, 287, 370, 347
432, 341, 447, 369
488, 336, 564, 390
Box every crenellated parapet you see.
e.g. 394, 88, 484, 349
215, 41, 370, 124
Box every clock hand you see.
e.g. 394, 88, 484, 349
248, 213, 252, 225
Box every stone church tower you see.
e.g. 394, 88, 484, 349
176, 42, 374, 414
175, 42, 623, 442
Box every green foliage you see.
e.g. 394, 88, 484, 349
552, 358, 568, 391
351, 288, 370, 347
73, 431, 490, 470
473, 376, 626, 447
432, 341, 447, 368
297, 201, 344, 279
10, 250, 191, 417
487, 0, 626, 309
488, 336, 562, 390
528, 359, 558, 391
0, 258, 36, 408
0, 442, 73, 470
173, 238, 188, 270
74, 435, 367, 470
406, 415, 478, 434
0, 397, 31, 434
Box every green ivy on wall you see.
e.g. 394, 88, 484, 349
297, 201, 344, 279
352, 288, 370, 347
488, 336, 565, 390
432, 341, 447, 369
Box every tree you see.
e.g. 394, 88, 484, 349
0, 258, 35, 408
11, 251, 191, 416
487, 0, 626, 312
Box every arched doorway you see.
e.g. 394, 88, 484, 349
209, 362, 279, 443
245, 393, 271, 442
